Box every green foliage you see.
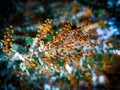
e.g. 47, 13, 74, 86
25, 37, 33, 46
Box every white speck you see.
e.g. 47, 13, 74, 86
51, 63, 53, 66
44, 83, 51, 90
30, 37, 38, 50
12, 52, 25, 61
20, 63, 26, 71
38, 42, 44, 52
98, 74, 108, 85
65, 64, 73, 74
92, 73, 98, 87
52, 87, 60, 90
45, 52, 49, 56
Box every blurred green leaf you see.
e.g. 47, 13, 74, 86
25, 37, 33, 46
46, 33, 53, 42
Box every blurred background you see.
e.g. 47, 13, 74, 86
0, 0, 120, 90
